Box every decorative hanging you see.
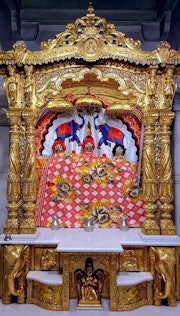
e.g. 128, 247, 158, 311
47, 95, 74, 113
105, 100, 133, 117
75, 94, 102, 113
75, 81, 102, 113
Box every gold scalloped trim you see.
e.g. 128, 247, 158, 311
75, 95, 102, 106
105, 101, 132, 116
47, 96, 74, 112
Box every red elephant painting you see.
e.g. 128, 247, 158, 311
94, 114, 125, 148
55, 114, 85, 145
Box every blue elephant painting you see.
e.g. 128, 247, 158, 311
55, 114, 85, 145
94, 114, 126, 148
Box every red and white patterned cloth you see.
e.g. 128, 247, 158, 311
35, 153, 145, 228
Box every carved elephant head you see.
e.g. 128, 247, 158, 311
151, 247, 176, 300
5, 245, 30, 297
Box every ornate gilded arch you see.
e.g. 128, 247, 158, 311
0, 3, 180, 235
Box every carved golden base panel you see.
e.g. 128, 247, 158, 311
26, 280, 66, 310
115, 282, 152, 311
77, 299, 102, 309
1, 243, 180, 311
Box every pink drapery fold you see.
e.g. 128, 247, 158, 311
35, 152, 144, 228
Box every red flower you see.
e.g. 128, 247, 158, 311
47, 181, 54, 186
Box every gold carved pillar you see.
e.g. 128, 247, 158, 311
109, 254, 118, 311
62, 253, 70, 310
20, 111, 37, 234
141, 111, 160, 235
4, 112, 21, 234
159, 111, 176, 235
24, 65, 35, 109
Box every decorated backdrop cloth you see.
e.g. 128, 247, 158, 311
35, 152, 145, 228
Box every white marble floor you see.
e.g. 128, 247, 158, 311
0, 299, 180, 316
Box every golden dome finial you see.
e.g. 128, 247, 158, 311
87, 2, 95, 17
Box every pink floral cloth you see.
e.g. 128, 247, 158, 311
35, 152, 144, 228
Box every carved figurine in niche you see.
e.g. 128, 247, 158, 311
4, 65, 19, 108
40, 249, 58, 270
74, 257, 105, 307
120, 249, 139, 271
164, 68, 176, 108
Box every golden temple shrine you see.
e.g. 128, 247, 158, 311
0, 2, 180, 312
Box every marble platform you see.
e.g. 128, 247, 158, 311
1, 227, 180, 249
0, 299, 180, 316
